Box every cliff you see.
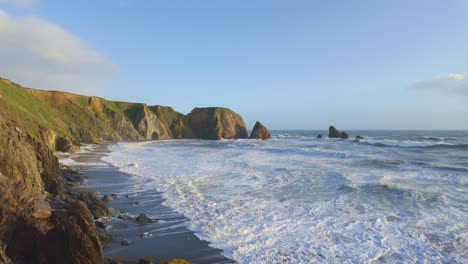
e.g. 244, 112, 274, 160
0, 100, 103, 263
0, 78, 249, 148
0, 77, 256, 263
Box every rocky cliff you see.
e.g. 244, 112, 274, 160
0, 101, 103, 264
0, 77, 259, 263
0, 78, 249, 147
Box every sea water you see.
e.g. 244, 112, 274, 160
102, 131, 468, 263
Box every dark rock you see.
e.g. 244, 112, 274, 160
105, 258, 121, 264
118, 214, 132, 221
78, 192, 111, 219
138, 232, 152, 238
134, 201, 140, 205
102, 195, 113, 202
249, 121, 272, 140
328, 126, 350, 139
328, 126, 341, 138
95, 221, 107, 230
354, 136, 364, 142
3, 198, 105, 264
55, 136, 80, 153
108, 207, 121, 217
97, 229, 114, 244
135, 213, 155, 224
121, 240, 130, 246
110, 193, 118, 198
137, 259, 152, 264
317, 134, 322, 139
61, 167, 85, 185
340, 131, 349, 139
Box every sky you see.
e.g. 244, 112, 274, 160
0, 0, 467, 130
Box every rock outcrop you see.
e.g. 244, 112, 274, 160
0, 103, 103, 263
187, 107, 248, 140
328, 126, 349, 139
249, 121, 272, 140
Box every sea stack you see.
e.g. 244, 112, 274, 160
249, 121, 272, 140
186, 107, 249, 140
328, 126, 349, 139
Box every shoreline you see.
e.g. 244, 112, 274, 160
62, 143, 233, 264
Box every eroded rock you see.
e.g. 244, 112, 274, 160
249, 121, 272, 140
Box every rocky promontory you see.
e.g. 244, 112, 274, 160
0, 77, 265, 263
249, 121, 272, 140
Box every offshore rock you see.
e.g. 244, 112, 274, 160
187, 107, 248, 140
328, 126, 349, 139
249, 121, 272, 140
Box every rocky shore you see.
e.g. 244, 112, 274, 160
65, 145, 233, 263
0, 78, 271, 263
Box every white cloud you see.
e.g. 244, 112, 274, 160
409, 73, 468, 96
0, 9, 116, 95
0, 0, 36, 10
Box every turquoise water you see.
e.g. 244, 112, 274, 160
104, 131, 468, 263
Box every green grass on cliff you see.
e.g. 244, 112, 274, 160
0, 78, 190, 142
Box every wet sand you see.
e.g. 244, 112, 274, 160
67, 144, 233, 264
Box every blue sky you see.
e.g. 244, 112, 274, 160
1, 0, 467, 129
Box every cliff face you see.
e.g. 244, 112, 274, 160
0, 78, 249, 146
187, 107, 249, 140
0, 102, 103, 264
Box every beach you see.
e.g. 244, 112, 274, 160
61, 144, 233, 264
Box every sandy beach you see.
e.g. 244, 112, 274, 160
64, 144, 233, 264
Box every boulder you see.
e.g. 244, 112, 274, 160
187, 107, 248, 140
328, 126, 341, 138
328, 126, 350, 139
354, 136, 364, 141
340, 131, 349, 139
78, 192, 111, 219
135, 213, 155, 224
95, 221, 107, 230
102, 195, 113, 202
249, 121, 272, 140
32, 200, 52, 219
55, 136, 80, 153
317, 134, 322, 139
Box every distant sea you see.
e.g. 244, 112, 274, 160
103, 130, 468, 263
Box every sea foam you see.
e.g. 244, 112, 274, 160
103, 132, 468, 263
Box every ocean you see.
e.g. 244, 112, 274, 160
102, 130, 468, 263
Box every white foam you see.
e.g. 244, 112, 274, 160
103, 138, 467, 263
